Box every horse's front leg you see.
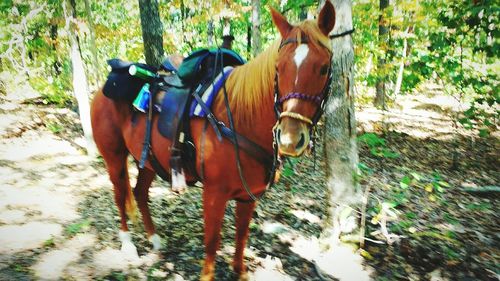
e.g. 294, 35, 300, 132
201, 187, 228, 281
233, 201, 256, 280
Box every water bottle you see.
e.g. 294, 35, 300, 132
129, 65, 158, 80
132, 83, 150, 113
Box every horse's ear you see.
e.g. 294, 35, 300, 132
318, 1, 335, 36
270, 7, 292, 38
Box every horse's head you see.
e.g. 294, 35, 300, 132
271, 2, 335, 157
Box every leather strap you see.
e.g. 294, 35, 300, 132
217, 122, 274, 176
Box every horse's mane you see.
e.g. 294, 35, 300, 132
216, 20, 330, 130
216, 40, 280, 129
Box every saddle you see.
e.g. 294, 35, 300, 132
102, 48, 246, 188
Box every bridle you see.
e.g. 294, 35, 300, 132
273, 36, 334, 128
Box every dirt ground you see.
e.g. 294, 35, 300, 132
0, 83, 498, 280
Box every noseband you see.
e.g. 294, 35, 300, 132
273, 36, 333, 127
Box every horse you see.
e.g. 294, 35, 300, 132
90, 2, 335, 280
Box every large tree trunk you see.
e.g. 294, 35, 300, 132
323, 0, 360, 244
251, 0, 261, 57
64, 0, 96, 156
374, 0, 389, 109
315, 2, 369, 278
138, 0, 164, 66
317, 2, 371, 279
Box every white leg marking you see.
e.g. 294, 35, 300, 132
119, 230, 139, 259
171, 169, 187, 194
149, 234, 162, 251
293, 44, 310, 85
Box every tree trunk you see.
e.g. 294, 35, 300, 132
50, 22, 61, 75
393, 27, 409, 97
247, 24, 252, 57
64, 0, 96, 156
138, 0, 164, 66
313, 2, 371, 279
207, 20, 214, 46
322, 0, 361, 244
374, 0, 389, 109
84, 0, 101, 88
299, 5, 307, 20
251, 0, 261, 57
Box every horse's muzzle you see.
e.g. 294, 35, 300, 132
275, 117, 310, 157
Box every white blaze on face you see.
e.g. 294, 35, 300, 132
293, 44, 309, 85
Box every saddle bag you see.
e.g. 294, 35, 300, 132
103, 59, 157, 102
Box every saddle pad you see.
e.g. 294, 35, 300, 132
189, 66, 234, 117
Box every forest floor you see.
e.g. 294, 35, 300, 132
0, 82, 498, 281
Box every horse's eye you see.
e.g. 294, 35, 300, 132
320, 65, 329, 75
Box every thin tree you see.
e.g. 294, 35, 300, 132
83, 0, 100, 88
251, 0, 261, 57
138, 0, 164, 66
374, 0, 389, 109
64, 0, 96, 156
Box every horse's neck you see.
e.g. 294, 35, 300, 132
216, 46, 279, 152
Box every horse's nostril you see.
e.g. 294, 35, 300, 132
276, 129, 281, 143
296, 133, 305, 149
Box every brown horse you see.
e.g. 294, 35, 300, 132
91, 3, 335, 280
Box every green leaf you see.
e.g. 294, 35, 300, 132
400, 176, 411, 189
479, 128, 489, 138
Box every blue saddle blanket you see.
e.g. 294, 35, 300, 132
189, 66, 234, 117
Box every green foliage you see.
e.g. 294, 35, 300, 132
353, 0, 498, 136
43, 237, 56, 248
65, 219, 91, 236
358, 133, 399, 158
398, 170, 450, 202
46, 121, 63, 134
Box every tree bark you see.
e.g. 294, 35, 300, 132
251, 0, 261, 57
374, 0, 389, 109
247, 24, 252, 56
138, 0, 164, 66
313, 2, 371, 279
207, 20, 214, 46
64, 0, 96, 156
84, 0, 100, 87
393, 27, 409, 97
322, 0, 361, 244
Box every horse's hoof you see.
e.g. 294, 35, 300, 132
172, 186, 186, 194
201, 263, 215, 281
149, 234, 162, 251
120, 240, 139, 260
200, 273, 214, 281
238, 272, 249, 281
119, 231, 139, 260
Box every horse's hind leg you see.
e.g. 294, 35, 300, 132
100, 149, 139, 257
233, 201, 256, 280
91, 93, 138, 257
133, 167, 162, 250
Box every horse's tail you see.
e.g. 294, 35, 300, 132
125, 183, 138, 224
